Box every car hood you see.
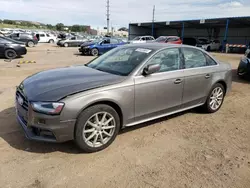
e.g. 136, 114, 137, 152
21, 66, 125, 101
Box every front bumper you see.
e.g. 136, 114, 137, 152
237, 59, 250, 77
17, 47, 27, 56
15, 91, 76, 143
79, 47, 90, 54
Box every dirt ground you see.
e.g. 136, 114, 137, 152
0, 44, 250, 188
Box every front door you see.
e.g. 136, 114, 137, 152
181, 47, 217, 108
134, 48, 184, 121
100, 38, 112, 53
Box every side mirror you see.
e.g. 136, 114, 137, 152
99, 41, 103, 45
143, 64, 161, 75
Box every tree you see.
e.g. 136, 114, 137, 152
56, 23, 64, 31
118, 27, 128, 32
3, 19, 15, 25
71, 25, 81, 32
46, 24, 54, 30
0, 19, 2, 24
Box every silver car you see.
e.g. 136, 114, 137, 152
15, 43, 232, 152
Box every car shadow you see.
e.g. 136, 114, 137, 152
1, 106, 196, 154
232, 69, 250, 84
0, 107, 81, 154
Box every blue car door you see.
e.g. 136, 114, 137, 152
99, 38, 112, 53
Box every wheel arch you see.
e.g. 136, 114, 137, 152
76, 100, 124, 129
216, 80, 227, 93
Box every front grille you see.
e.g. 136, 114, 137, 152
16, 90, 29, 111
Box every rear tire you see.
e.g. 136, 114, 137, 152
207, 46, 211, 51
202, 83, 225, 113
91, 48, 99, 56
4, 49, 17, 59
75, 104, 120, 153
27, 41, 34, 47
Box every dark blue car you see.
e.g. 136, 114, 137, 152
79, 38, 127, 56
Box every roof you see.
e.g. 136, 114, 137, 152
124, 42, 193, 50
130, 16, 250, 29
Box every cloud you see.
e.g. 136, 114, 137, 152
0, 0, 249, 28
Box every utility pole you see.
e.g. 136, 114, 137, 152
106, 0, 110, 35
152, 5, 155, 37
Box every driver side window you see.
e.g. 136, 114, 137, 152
145, 48, 180, 73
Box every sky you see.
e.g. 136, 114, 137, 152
0, 0, 249, 29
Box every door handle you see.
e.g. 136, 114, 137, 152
205, 74, 211, 79
174, 79, 182, 84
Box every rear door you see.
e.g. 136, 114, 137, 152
181, 47, 217, 108
39, 34, 46, 42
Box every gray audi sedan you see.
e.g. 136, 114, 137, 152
15, 43, 232, 152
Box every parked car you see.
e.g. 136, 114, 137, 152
15, 43, 232, 152
8, 33, 38, 47
0, 36, 27, 59
183, 37, 209, 47
237, 48, 250, 78
202, 39, 222, 51
79, 38, 127, 56
35, 32, 57, 43
129, 36, 155, 44
155, 36, 182, 44
58, 36, 89, 47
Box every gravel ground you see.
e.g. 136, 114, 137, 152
0, 44, 250, 188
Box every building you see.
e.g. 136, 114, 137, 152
129, 16, 250, 47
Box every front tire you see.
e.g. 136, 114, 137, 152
4, 49, 17, 59
91, 48, 99, 56
202, 83, 225, 113
64, 43, 69, 47
75, 104, 120, 152
49, 39, 54, 44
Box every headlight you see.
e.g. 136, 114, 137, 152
20, 44, 26, 47
84, 46, 90, 49
31, 102, 64, 115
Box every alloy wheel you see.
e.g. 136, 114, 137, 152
82, 112, 116, 148
209, 87, 224, 111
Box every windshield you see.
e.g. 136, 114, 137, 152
198, 38, 209, 44
133, 36, 141, 41
86, 47, 155, 76
155, 36, 167, 42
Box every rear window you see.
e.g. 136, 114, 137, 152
167, 37, 179, 42
155, 36, 167, 42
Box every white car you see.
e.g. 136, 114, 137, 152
35, 32, 57, 43
202, 39, 221, 51
129, 36, 155, 44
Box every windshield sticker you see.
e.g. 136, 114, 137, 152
135, 48, 152, 53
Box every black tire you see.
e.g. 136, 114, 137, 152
91, 48, 99, 56
4, 49, 17, 59
202, 83, 225, 113
207, 46, 211, 51
27, 40, 35, 47
75, 104, 120, 153
49, 39, 54, 44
